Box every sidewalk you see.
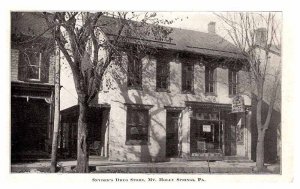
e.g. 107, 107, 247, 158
11, 157, 279, 174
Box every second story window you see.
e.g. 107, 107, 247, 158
156, 58, 170, 91
182, 63, 194, 93
18, 49, 49, 83
228, 70, 238, 96
205, 67, 215, 94
127, 50, 142, 89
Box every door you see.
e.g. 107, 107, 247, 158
224, 114, 237, 156
166, 111, 180, 157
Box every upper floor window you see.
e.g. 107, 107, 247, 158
182, 63, 194, 93
127, 50, 142, 89
18, 49, 49, 83
228, 70, 238, 96
205, 67, 216, 94
156, 58, 170, 91
126, 104, 153, 145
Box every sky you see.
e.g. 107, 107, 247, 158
60, 12, 221, 110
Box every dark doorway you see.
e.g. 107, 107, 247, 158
11, 97, 50, 159
224, 114, 237, 156
60, 105, 110, 158
166, 111, 180, 157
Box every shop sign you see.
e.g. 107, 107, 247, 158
203, 125, 211, 132
232, 95, 245, 113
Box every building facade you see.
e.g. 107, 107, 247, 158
86, 22, 254, 162
11, 12, 55, 161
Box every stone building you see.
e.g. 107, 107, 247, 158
61, 20, 253, 162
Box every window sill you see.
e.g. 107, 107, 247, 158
21, 79, 47, 84
228, 94, 237, 98
125, 140, 150, 145
156, 88, 170, 93
205, 92, 217, 97
181, 91, 195, 95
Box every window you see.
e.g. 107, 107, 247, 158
182, 63, 194, 93
205, 67, 215, 94
156, 58, 170, 91
126, 105, 152, 145
18, 48, 50, 83
127, 50, 142, 89
19, 51, 41, 81
228, 70, 238, 96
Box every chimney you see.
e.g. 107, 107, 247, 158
255, 28, 267, 46
208, 22, 216, 34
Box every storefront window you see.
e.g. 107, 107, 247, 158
190, 119, 223, 155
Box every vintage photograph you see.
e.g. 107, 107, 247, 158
10, 11, 281, 174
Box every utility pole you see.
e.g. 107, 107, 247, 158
50, 43, 60, 173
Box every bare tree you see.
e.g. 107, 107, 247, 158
216, 12, 281, 172
31, 12, 174, 173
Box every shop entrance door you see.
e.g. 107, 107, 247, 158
224, 114, 237, 156
166, 111, 180, 157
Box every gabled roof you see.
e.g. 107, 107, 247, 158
157, 27, 243, 59
11, 12, 244, 59
99, 16, 244, 59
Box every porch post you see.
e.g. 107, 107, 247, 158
100, 109, 110, 157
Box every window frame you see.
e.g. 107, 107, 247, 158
156, 58, 170, 92
127, 49, 143, 90
125, 104, 153, 145
228, 69, 238, 96
20, 50, 42, 81
205, 66, 216, 95
181, 62, 194, 93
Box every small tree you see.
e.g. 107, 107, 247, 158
216, 12, 281, 171
38, 12, 174, 172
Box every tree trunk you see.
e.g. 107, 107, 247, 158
256, 131, 265, 171
76, 95, 89, 173
255, 84, 266, 172
50, 47, 60, 173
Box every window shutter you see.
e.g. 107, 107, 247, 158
166, 62, 170, 89
190, 65, 194, 92
156, 59, 170, 90
137, 57, 142, 86
210, 69, 214, 93
182, 64, 187, 91
205, 67, 209, 92
235, 71, 239, 94
127, 53, 134, 87
41, 51, 50, 83
18, 51, 27, 81
228, 70, 232, 95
